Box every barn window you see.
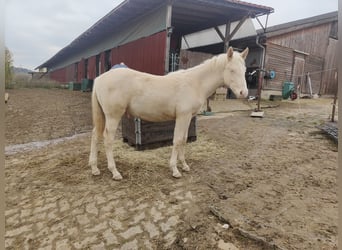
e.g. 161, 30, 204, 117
105, 50, 111, 71
74, 62, 78, 82
329, 21, 338, 39
84, 59, 88, 78
96, 54, 100, 76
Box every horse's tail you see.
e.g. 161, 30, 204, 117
92, 82, 105, 138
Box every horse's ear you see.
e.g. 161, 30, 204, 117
227, 47, 234, 60
241, 47, 249, 60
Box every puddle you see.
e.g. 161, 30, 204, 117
5, 133, 90, 155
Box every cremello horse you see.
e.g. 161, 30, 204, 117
89, 47, 249, 180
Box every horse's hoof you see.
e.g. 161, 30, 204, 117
172, 172, 182, 178
92, 169, 101, 175
182, 165, 190, 172
113, 174, 123, 180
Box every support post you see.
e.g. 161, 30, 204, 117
214, 15, 249, 52
224, 21, 231, 52
331, 71, 338, 122
225, 15, 248, 44
164, 3, 172, 74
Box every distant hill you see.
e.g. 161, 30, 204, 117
11, 66, 32, 74
11, 67, 33, 83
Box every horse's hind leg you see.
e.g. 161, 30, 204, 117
104, 116, 122, 180
89, 127, 101, 175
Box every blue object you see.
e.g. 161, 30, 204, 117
111, 63, 128, 69
269, 70, 276, 79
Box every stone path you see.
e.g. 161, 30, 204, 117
5, 181, 195, 249
317, 122, 338, 143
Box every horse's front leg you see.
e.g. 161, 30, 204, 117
170, 143, 182, 178
103, 117, 123, 180
170, 115, 192, 178
178, 139, 190, 172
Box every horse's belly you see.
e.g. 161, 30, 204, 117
127, 101, 176, 122
128, 110, 175, 122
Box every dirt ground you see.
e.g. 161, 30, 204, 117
5, 88, 338, 249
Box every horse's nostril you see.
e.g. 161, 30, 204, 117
240, 90, 243, 96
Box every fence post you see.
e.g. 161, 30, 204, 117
331, 71, 338, 122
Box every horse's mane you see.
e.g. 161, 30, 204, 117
169, 53, 227, 76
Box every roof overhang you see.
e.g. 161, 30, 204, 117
171, 0, 273, 35
36, 0, 273, 70
263, 11, 338, 37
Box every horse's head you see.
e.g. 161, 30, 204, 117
223, 47, 249, 98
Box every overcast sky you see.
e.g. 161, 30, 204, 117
5, 0, 338, 70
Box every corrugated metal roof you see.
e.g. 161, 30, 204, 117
37, 0, 273, 69
171, 0, 273, 34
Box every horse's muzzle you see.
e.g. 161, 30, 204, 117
239, 89, 249, 98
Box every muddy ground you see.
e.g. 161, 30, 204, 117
5, 88, 338, 249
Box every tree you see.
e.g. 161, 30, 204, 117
5, 47, 13, 88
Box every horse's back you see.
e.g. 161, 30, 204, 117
93, 67, 202, 122
94, 68, 161, 91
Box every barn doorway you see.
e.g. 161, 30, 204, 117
292, 51, 307, 91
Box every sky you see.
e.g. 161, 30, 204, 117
4, 0, 338, 70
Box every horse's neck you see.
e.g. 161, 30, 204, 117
185, 55, 226, 99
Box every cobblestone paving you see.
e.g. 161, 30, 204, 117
6, 91, 338, 249
317, 122, 338, 143
5, 178, 195, 249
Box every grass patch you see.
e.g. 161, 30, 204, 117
5, 80, 66, 89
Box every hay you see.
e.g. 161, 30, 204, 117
113, 134, 225, 166
8, 132, 228, 198
85, 135, 228, 193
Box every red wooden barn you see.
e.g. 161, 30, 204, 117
36, 0, 273, 83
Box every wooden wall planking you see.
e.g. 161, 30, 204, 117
267, 24, 331, 58
321, 38, 337, 94
264, 22, 337, 94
